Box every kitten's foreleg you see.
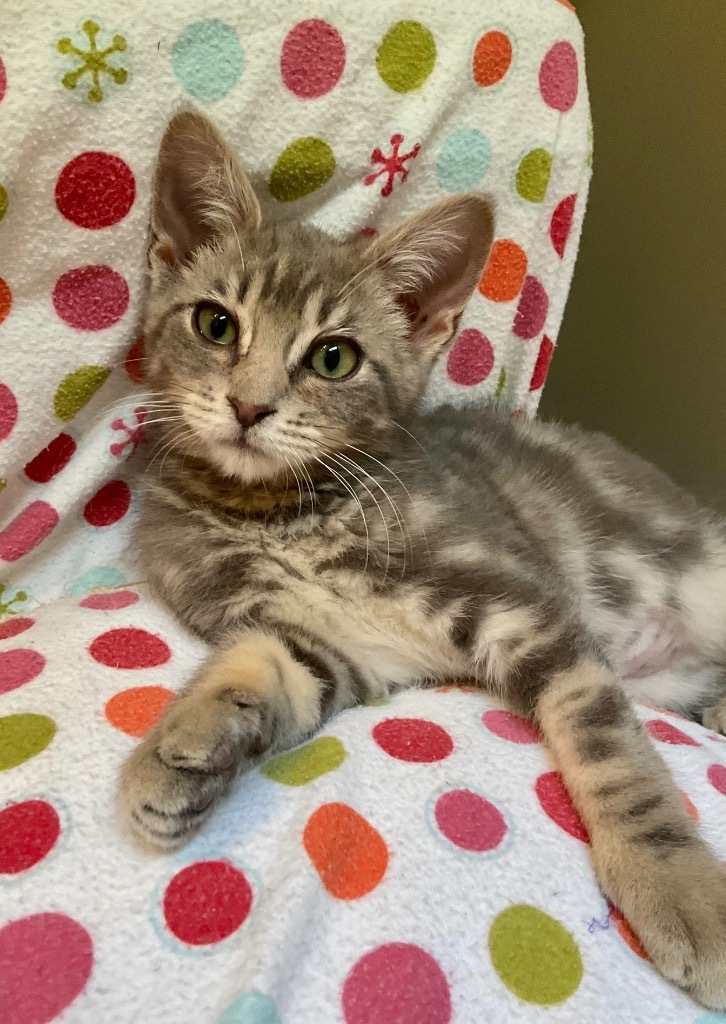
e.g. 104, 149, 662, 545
120, 625, 366, 849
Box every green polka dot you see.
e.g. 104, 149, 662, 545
261, 736, 346, 786
269, 138, 336, 202
488, 905, 583, 1005
495, 367, 507, 398
0, 185, 7, 221
516, 149, 552, 203
54, 365, 111, 422
0, 714, 56, 770
376, 21, 436, 93
171, 19, 243, 101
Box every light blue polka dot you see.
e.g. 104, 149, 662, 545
69, 566, 127, 596
172, 20, 243, 101
216, 991, 281, 1024
436, 129, 492, 192
694, 1016, 726, 1023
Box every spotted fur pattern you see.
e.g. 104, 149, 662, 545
120, 111, 726, 1008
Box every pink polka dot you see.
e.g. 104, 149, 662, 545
446, 328, 495, 386
0, 57, 6, 103
550, 194, 576, 258
707, 763, 726, 795
0, 382, 18, 441
645, 719, 700, 746
83, 480, 131, 527
0, 617, 34, 641
535, 771, 589, 843
24, 433, 77, 483
55, 151, 135, 229
0, 501, 59, 562
281, 19, 345, 99
434, 789, 507, 852
53, 265, 129, 331
529, 335, 555, 391
373, 718, 453, 763
539, 41, 579, 112
89, 627, 171, 669
163, 860, 253, 945
513, 276, 548, 340
80, 590, 139, 610
343, 943, 451, 1024
0, 912, 93, 1024
0, 800, 61, 874
483, 709, 540, 744
0, 650, 45, 696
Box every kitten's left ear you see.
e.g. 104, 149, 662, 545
365, 195, 494, 352
150, 109, 261, 268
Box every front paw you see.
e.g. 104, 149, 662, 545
119, 696, 267, 850
702, 697, 726, 735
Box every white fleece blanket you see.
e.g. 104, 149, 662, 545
0, 0, 591, 610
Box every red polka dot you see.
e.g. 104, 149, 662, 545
0, 381, 18, 441
80, 590, 139, 610
0, 617, 34, 641
125, 336, 145, 383
163, 860, 253, 945
0, 650, 45, 696
535, 771, 589, 842
645, 719, 700, 746
83, 480, 131, 527
483, 709, 540, 744
281, 19, 345, 99
0, 501, 59, 562
707, 763, 726, 795
434, 789, 507, 852
24, 433, 77, 483
539, 41, 579, 112
373, 718, 453, 762
0, 57, 6, 103
53, 265, 129, 331
550, 194, 576, 258
0, 913, 93, 1023
446, 328, 495, 386
0, 800, 61, 874
472, 30, 513, 87
513, 276, 548, 339
0, 277, 11, 326
55, 151, 135, 229
343, 943, 452, 1024
529, 335, 555, 391
89, 627, 171, 670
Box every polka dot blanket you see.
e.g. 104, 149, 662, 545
3, 589, 726, 1023
0, 0, 591, 610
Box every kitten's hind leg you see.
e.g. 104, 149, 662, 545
534, 656, 726, 1008
119, 626, 365, 849
702, 695, 726, 734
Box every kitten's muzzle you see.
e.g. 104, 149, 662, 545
228, 398, 276, 432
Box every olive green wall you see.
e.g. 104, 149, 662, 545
540, 1, 726, 511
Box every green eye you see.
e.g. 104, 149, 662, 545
195, 303, 237, 346
308, 339, 360, 380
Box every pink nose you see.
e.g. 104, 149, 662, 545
228, 400, 275, 430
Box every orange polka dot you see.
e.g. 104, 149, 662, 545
681, 791, 699, 822
125, 336, 145, 383
555, 0, 576, 10
610, 905, 650, 961
0, 278, 11, 326
479, 240, 528, 302
105, 685, 173, 737
472, 31, 513, 87
303, 802, 388, 900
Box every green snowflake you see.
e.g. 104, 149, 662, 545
0, 583, 28, 619
57, 20, 128, 103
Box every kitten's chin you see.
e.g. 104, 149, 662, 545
208, 441, 286, 484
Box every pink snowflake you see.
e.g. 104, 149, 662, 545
365, 133, 421, 197
110, 406, 148, 458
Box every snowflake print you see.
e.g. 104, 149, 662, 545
110, 407, 147, 458
365, 134, 421, 197
57, 20, 128, 103
0, 583, 28, 618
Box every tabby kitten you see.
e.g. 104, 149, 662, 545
121, 111, 726, 1008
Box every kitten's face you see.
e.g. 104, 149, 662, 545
143, 111, 494, 485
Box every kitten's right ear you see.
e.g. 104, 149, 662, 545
150, 110, 261, 268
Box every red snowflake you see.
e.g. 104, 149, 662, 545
110, 406, 147, 458
365, 133, 421, 197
